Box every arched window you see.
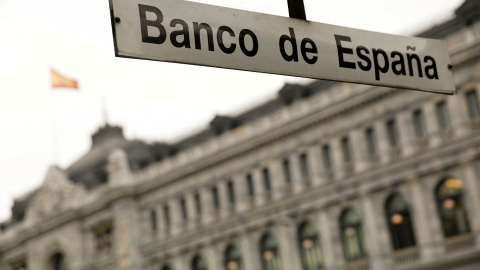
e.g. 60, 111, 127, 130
260, 233, 282, 270
436, 178, 470, 237
224, 244, 242, 270
340, 209, 367, 262
162, 264, 172, 270
385, 194, 416, 250
298, 222, 324, 270
192, 254, 207, 270
50, 253, 65, 270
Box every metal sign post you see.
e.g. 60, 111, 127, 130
287, 0, 306, 20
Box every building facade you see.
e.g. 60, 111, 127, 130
1, 1, 480, 269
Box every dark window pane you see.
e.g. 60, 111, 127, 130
225, 245, 243, 270
299, 153, 309, 177
365, 128, 377, 155
436, 101, 451, 130
298, 222, 323, 270
340, 209, 367, 262
341, 137, 352, 163
260, 233, 282, 270
322, 144, 332, 170
386, 119, 398, 146
212, 186, 220, 209
262, 168, 271, 191
195, 192, 202, 214
150, 209, 157, 233
164, 204, 170, 227
466, 90, 480, 120
246, 174, 254, 197
180, 197, 187, 221
413, 109, 427, 138
436, 178, 471, 237
283, 158, 291, 183
385, 194, 416, 250
227, 180, 235, 204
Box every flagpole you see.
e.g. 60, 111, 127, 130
102, 96, 109, 125
49, 87, 60, 165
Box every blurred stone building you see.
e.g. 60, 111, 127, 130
1, 0, 480, 269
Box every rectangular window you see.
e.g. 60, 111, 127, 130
94, 221, 113, 252
413, 109, 427, 138
212, 186, 220, 209
163, 204, 170, 227
227, 180, 235, 204
386, 119, 398, 146
246, 173, 254, 197
322, 144, 332, 170
466, 90, 480, 120
341, 137, 352, 163
10, 258, 27, 270
180, 197, 187, 221
150, 209, 157, 233
299, 153, 309, 177
436, 101, 451, 130
283, 158, 292, 183
365, 128, 377, 155
194, 192, 202, 214
263, 167, 271, 191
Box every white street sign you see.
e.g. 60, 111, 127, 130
109, 0, 456, 94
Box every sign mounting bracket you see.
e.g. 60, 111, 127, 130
287, 0, 306, 20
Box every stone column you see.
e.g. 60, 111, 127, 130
106, 149, 142, 270
397, 111, 416, 157
205, 245, 219, 270
157, 203, 168, 239
307, 144, 323, 186
186, 191, 199, 230
361, 196, 390, 270
423, 101, 441, 147
218, 181, 230, 218
289, 152, 305, 194
252, 167, 267, 206
169, 198, 183, 235
350, 129, 368, 172
276, 219, 303, 270
269, 159, 286, 200
233, 173, 249, 212
409, 180, 443, 260
112, 197, 142, 270
447, 93, 471, 138
317, 208, 343, 270
331, 138, 345, 180
239, 231, 262, 270
462, 164, 480, 247
172, 254, 187, 270
373, 120, 390, 164
201, 186, 215, 225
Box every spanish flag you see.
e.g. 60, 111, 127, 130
51, 68, 79, 89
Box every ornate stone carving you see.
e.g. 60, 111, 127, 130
25, 166, 86, 224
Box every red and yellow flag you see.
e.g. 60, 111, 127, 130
51, 68, 79, 89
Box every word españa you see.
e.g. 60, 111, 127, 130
335, 35, 439, 81
138, 4, 440, 81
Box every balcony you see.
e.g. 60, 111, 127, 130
439, 129, 454, 143
346, 259, 370, 270
391, 246, 420, 265
412, 137, 429, 151
445, 233, 476, 253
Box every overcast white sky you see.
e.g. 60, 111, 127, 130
0, 0, 465, 221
